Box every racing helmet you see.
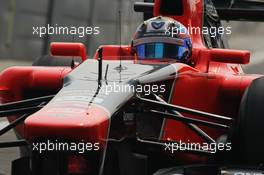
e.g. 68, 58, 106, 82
132, 16, 192, 62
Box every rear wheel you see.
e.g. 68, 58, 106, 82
232, 77, 264, 164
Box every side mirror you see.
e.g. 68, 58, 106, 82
50, 42, 87, 62
209, 48, 250, 64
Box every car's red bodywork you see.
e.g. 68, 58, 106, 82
0, 0, 262, 166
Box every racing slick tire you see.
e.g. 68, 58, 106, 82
231, 76, 264, 164
32, 55, 80, 67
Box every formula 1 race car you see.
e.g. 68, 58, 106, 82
1, 0, 264, 175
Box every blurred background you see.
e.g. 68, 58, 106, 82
0, 0, 263, 72
0, 0, 263, 174
0, 0, 142, 60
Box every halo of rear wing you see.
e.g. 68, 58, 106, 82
134, 0, 264, 22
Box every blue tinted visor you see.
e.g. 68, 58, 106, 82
136, 43, 186, 61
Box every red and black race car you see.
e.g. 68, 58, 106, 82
1, 0, 264, 175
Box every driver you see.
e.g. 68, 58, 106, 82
132, 16, 192, 63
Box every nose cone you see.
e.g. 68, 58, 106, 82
24, 103, 110, 146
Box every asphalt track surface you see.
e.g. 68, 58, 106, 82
0, 119, 20, 175
0, 60, 29, 175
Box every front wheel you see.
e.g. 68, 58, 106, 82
231, 77, 264, 164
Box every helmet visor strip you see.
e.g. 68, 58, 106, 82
136, 42, 186, 60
